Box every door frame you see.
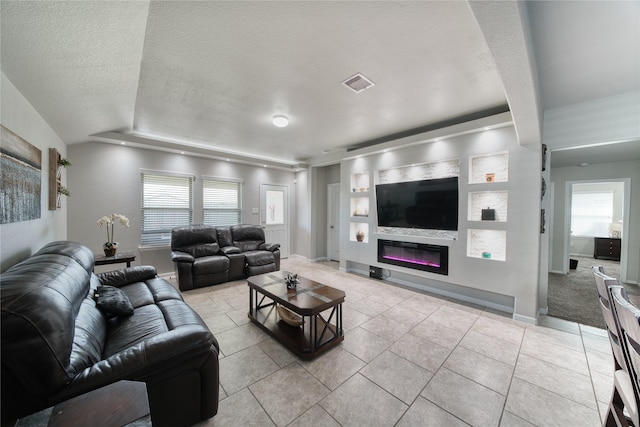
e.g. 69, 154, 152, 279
259, 182, 290, 258
562, 178, 630, 281
327, 183, 341, 261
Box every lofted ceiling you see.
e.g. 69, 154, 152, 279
1, 1, 638, 168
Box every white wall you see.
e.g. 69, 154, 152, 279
67, 142, 296, 274
543, 90, 640, 150
0, 73, 67, 272
293, 169, 310, 259
550, 160, 640, 283
339, 125, 542, 321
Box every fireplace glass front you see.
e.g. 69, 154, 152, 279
377, 240, 448, 275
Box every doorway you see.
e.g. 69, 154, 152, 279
260, 183, 289, 258
563, 179, 630, 282
327, 183, 340, 261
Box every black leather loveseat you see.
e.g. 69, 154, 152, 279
1, 241, 219, 427
170, 224, 281, 291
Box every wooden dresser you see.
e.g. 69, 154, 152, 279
594, 237, 621, 261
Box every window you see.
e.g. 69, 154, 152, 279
203, 177, 242, 226
571, 191, 613, 237
141, 171, 194, 247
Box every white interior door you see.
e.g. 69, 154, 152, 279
327, 183, 340, 261
260, 183, 289, 258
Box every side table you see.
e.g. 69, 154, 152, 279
94, 252, 136, 270
48, 380, 149, 427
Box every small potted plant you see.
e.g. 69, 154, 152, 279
57, 158, 72, 179
97, 213, 130, 257
56, 185, 71, 208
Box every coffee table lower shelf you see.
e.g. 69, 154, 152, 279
249, 304, 343, 360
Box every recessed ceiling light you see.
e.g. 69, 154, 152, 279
579, 162, 589, 167
120, 142, 126, 145
272, 115, 289, 128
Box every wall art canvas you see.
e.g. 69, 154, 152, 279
1, 125, 42, 224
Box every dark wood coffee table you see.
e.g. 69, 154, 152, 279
248, 271, 345, 360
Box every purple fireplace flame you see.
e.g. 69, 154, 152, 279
382, 255, 440, 268
378, 240, 448, 275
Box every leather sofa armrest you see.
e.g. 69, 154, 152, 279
258, 242, 280, 252
98, 266, 158, 288
62, 325, 217, 395
171, 251, 195, 263
220, 246, 241, 255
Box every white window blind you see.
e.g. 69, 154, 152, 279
203, 177, 242, 226
141, 172, 193, 247
571, 191, 614, 237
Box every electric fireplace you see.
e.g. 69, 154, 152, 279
377, 240, 449, 275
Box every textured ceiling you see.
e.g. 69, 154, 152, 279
133, 1, 506, 163
1, 1, 638, 166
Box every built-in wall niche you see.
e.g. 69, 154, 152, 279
378, 159, 460, 184
467, 229, 506, 261
350, 222, 369, 243
351, 172, 370, 192
350, 197, 369, 217
469, 152, 508, 184
468, 191, 508, 222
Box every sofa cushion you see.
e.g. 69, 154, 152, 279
177, 243, 220, 258
193, 256, 229, 275
230, 224, 266, 252
171, 225, 218, 250
95, 285, 134, 317
244, 250, 275, 267
216, 226, 234, 248
1, 242, 94, 398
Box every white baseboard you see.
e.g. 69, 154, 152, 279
514, 313, 537, 324
549, 270, 565, 275
346, 265, 514, 316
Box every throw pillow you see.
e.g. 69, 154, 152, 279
94, 285, 134, 316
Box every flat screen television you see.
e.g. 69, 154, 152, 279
375, 177, 459, 231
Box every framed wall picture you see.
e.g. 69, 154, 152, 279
1, 125, 42, 224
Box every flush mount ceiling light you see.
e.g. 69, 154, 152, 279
272, 115, 289, 128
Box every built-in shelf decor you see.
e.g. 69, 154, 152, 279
469, 152, 508, 184
350, 222, 369, 243
350, 197, 369, 217
378, 159, 459, 184
468, 191, 508, 222
351, 172, 370, 192
467, 229, 506, 261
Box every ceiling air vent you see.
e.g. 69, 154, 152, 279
342, 73, 375, 93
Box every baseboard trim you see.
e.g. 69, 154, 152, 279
514, 313, 537, 324
346, 265, 514, 315
549, 270, 565, 275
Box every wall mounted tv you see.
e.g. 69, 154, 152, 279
375, 177, 459, 231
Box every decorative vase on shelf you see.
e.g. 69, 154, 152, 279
356, 229, 365, 242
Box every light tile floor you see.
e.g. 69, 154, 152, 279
17, 257, 614, 427
187, 258, 612, 427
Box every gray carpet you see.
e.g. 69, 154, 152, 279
547, 256, 640, 329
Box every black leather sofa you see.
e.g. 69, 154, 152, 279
1, 241, 219, 427
170, 224, 281, 291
